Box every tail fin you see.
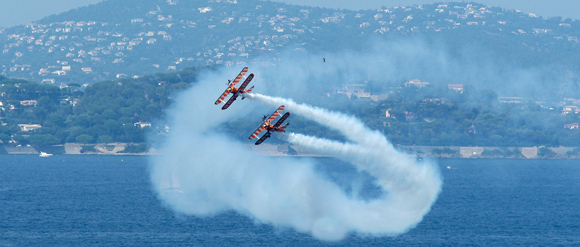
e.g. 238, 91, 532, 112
279, 123, 289, 132
242, 86, 254, 100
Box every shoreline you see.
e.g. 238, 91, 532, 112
1, 143, 579, 159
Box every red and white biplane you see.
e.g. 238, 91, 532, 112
214, 67, 254, 110
249, 105, 290, 145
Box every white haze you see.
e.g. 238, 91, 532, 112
254, 38, 567, 102
148, 42, 444, 241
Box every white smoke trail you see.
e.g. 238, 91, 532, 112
149, 66, 442, 242
247, 93, 443, 234
246, 93, 392, 147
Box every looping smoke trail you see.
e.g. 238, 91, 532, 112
150, 76, 441, 242
247, 92, 443, 234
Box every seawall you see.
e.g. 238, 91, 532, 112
1, 143, 578, 159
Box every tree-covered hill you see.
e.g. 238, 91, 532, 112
0, 64, 578, 148
1, 0, 580, 149
0, 65, 218, 146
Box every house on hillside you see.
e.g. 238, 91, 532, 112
134, 122, 151, 128
564, 123, 579, 129
39, 68, 50, 75
405, 79, 430, 88
562, 105, 579, 114
448, 84, 464, 93
20, 100, 38, 107
498, 97, 522, 104
385, 108, 396, 119
59, 98, 73, 105
467, 124, 477, 134
41, 79, 55, 84
18, 124, 41, 132
423, 98, 445, 104
336, 84, 370, 100
52, 70, 66, 76
562, 105, 580, 115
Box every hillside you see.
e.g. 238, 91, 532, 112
0, 65, 579, 150
1, 0, 580, 86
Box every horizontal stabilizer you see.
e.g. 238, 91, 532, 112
242, 86, 254, 99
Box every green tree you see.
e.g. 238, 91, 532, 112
0, 133, 11, 143
76, 134, 95, 144
98, 135, 114, 143
29, 134, 60, 146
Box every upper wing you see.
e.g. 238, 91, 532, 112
230, 67, 248, 87
272, 112, 290, 129
237, 73, 254, 92
249, 125, 265, 140
221, 94, 239, 110
214, 87, 231, 105
266, 105, 284, 123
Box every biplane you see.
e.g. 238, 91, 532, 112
214, 67, 254, 110
249, 105, 290, 145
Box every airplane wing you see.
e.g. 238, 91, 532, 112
237, 73, 254, 92
255, 132, 271, 145
272, 112, 290, 129
249, 105, 284, 139
249, 125, 265, 140
215, 67, 248, 105
266, 105, 284, 122
221, 93, 239, 110
214, 87, 231, 105
230, 67, 248, 87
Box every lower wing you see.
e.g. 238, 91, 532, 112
221, 94, 239, 110
255, 132, 271, 145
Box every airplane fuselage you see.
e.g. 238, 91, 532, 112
262, 122, 285, 133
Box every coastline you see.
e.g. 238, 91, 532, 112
1, 143, 579, 159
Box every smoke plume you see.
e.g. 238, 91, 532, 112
247, 93, 442, 235
148, 64, 442, 241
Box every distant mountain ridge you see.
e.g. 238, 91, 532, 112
1, 0, 580, 85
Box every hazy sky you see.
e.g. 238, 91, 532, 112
0, 0, 579, 28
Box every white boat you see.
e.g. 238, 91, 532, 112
39, 152, 53, 157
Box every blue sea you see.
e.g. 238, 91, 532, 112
1, 155, 579, 246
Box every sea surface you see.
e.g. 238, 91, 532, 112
1, 155, 579, 246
